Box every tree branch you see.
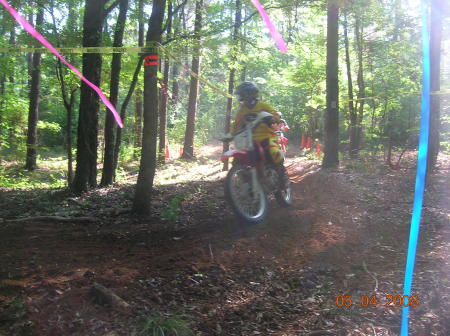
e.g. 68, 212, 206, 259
162, 0, 188, 34
162, 5, 290, 45
235, 35, 266, 50
104, 0, 120, 17
119, 57, 143, 115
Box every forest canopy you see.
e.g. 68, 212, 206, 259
0, 0, 449, 197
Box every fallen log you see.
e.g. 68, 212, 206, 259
6, 216, 97, 223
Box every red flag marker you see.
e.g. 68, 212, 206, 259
316, 141, 321, 156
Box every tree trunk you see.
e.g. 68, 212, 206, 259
158, 58, 170, 163
223, 0, 241, 171
182, 0, 203, 159
343, 12, 357, 158
354, 16, 365, 154
240, 18, 247, 82
72, 0, 106, 194
114, 58, 143, 175
223, 69, 235, 170
26, 13, 33, 83
101, 0, 129, 186
50, 0, 77, 186
181, 7, 190, 98
25, 3, 44, 171
158, 2, 173, 164
8, 18, 16, 84
56, 65, 77, 187
138, 0, 144, 46
171, 64, 180, 104
132, 0, 166, 215
392, 0, 401, 42
66, 91, 76, 185
171, 14, 181, 105
322, 0, 339, 168
427, 0, 443, 170
134, 89, 143, 149
110, 0, 145, 165
133, 0, 145, 158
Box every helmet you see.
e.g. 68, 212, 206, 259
234, 81, 259, 102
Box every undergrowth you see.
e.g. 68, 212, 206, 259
138, 314, 193, 336
0, 165, 66, 189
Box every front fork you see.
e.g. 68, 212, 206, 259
250, 167, 263, 201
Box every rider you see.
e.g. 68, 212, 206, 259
230, 81, 289, 188
273, 115, 290, 151
277, 117, 290, 133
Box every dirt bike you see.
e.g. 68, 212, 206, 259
220, 112, 293, 224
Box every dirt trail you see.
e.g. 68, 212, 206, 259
0, 147, 449, 335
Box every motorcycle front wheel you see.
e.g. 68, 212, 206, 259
275, 180, 293, 207
225, 164, 268, 224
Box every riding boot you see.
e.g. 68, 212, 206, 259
275, 164, 289, 189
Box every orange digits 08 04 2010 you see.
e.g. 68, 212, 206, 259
335, 294, 419, 308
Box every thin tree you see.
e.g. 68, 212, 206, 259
133, 0, 145, 156
223, 0, 242, 171
7, 5, 16, 85
114, 58, 144, 173
354, 15, 365, 154
182, 0, 203, 159
134, 90, 143, 150
171, 13, 181, 104
322, 0, 340, 168
133, 0, 166, 215
343, 11, 357, 158
158, 1, 173, 164
427, 0, 444, 170
101, 0, 129, 186
50, 0, 79, 186
25, 1, 44, 171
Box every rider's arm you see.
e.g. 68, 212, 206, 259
259, 102, 280, 122
230, 108, 245, 134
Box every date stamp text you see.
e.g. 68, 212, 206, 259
335, 294, 419, 308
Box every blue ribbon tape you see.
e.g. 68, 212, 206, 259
400, 1, 430, 335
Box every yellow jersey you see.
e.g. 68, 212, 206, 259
231, 101, 280, 142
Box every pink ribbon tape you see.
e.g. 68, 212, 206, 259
250, 0, 287, 53
0, 0, 123, 128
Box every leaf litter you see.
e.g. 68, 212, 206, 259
0, 146, 449, 335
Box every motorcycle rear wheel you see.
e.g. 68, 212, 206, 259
225, 164, 268, 224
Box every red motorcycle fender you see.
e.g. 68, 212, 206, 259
221, 149, 250, 165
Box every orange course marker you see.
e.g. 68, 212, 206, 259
301, 134, 305, 148
144, 55, 158, 66
165, 143, 171, 159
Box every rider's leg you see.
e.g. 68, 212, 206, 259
262, 136, 290, 189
